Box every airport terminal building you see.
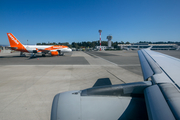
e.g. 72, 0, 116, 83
118, 43, 180, 50
0, 46, 11, 53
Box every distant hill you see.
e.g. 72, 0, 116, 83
0, 44, 8, 47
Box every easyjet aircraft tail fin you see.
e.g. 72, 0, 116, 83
7, 33, 24, 47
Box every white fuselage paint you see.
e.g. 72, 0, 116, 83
23, 45, 72, 53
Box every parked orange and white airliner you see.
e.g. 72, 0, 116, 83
7, 33, 72, 57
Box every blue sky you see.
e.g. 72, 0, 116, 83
0, 0, 180, 45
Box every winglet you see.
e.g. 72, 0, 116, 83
147, 46, 152, 50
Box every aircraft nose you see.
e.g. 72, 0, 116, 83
69, 48, 72, 52
62, 48, 72, 52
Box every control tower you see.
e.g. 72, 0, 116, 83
107, 35, 113, 48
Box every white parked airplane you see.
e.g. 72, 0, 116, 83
7, 33, 72, 57
51, 49, 180, 120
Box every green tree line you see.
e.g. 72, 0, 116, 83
37, 41, 180, 48
36, 41, 130, 49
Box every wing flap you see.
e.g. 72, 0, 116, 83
159, 83, 180, 119
144, 85, 175, 120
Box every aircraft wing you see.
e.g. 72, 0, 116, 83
37, 49, 50, 53
51, 49, 180, 120
138, 49, 180, 120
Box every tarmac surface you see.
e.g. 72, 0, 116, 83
0, 52, 89, 65
0, 50, 179, 120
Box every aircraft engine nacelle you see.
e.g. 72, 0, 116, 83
51, 51, 59, 56
51, 81, 151, 120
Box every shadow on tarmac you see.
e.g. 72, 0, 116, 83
0, 56, 25, 58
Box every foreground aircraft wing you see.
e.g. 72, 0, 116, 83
51, 49, 180, 120
138, 49, 180, 120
